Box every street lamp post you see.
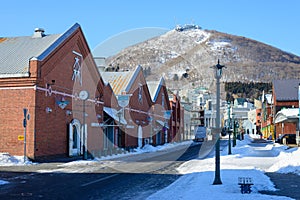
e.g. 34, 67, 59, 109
79, 90, 89, 160
212, 59, 225, 185
227, 102, 232, 155
233, 118, 236, 146
297, 83, 300, 146
232, 115, 236, 147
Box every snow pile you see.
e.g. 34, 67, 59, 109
147, 136, 295, 200
147, 170, 282, 200
267, 147, 300, 175
0, 153, 33, 166
0, 137, 299, 199
136, 141, 193, 153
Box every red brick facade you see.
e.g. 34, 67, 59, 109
0, 24, 186, 161
0, 24, 105, 160
272, 80, 299, 139
169, 93, 184, 143
149, 80, 171, 146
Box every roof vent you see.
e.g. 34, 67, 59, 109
33, 28, 45, 38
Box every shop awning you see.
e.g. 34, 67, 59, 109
103, 107, 127, 125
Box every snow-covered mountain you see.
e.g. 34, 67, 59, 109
106, 26, 300, 91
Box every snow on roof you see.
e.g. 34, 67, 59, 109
274, 108, 299, 124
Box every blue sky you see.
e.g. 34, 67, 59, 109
1, 0, 300, 56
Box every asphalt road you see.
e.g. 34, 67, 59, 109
260, 172, 300, 200
0, 141, 216, 200
6, 139, 295, 200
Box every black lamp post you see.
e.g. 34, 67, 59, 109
227, 102, 232, 155
79, 90, 89, 160
232, 114, 236, 147
212, 59, 225, 185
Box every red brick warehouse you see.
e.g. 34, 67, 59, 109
0, 23, 105, 161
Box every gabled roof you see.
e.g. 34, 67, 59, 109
100, 65, 141, 95
273, 79, 300, 101
147, 77, 166, 102
0, 23, 80, 78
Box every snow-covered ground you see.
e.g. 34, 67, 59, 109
148, 135, 299, 200
1, 135, 300, 200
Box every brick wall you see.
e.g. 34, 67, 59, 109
0, 26, 105, 160
0, 88, 35, 156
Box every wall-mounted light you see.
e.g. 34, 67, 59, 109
66, 110, 72, 116
96, 114, 102, 119
46, 107, 52, 113
56, 97, 70, 109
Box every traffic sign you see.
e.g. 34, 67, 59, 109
117, 94, 131, 108
23, 108, 28, 118
23, 119, 27, 128
18, 135, 24, 141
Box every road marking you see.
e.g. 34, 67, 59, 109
81, 174, 119, 187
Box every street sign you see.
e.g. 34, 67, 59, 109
18, 135, 24, 141
23, 108, 28, 118
117, 94, 130, 108
23, 119, 27, 128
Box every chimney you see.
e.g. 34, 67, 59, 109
32, 28, 45, 38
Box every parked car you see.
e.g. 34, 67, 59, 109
275, 134, 296, 144
193, 126, 206, 142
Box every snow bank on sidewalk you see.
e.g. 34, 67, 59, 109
267, 146, 300, 175
147, 135, 295, 200
0, 153, 33, 166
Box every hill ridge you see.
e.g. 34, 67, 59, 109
106, 27, 300, 91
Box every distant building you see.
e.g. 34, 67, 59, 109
94, 57, 106, 72
260, 92, 274, 139
273, 79, 300, 139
